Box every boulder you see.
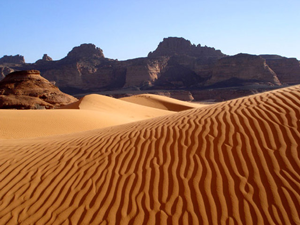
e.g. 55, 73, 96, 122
0, 70, 78, 109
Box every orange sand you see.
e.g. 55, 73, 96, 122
0, 94, 173, 139
0, 87, 300, 224
120, 93, 207, 111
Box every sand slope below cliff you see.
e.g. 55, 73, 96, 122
1, 86, 300, 224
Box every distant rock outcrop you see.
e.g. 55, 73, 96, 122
206, 54, 281, 87
147, 37, 226, 89
121, 57, 169, 88
260, 55, 300, 84
31, 44, 126, 93
0, 70, 78, 109
35, 54, 53, 64
0, 67, 14, 79
0, 55, 25, 64
148, 37, 226, 60
66, 43, 105, 60
1, 38, 300, 102
42, 54, 53, 61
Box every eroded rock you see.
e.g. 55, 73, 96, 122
0, 70, 78, 109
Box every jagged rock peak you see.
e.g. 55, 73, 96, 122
66, 43, 104, 60
42, 54, 53, 61
148, 37, 226, 58
0, 54, 25, 64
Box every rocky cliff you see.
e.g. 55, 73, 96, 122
206, 54, 281, 87
260, 55, 300, 84
1, 37, 300, 102
33, 44, 126, 93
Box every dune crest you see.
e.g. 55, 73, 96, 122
1, 86, 300, 224
120, 93, 207, 111
0, 94, 173, 139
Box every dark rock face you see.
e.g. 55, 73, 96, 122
40, 58, 126, 94
154, 62, 204, 89
207, 54, 281, 87
1, 38, 300, 103
260, 55, 300, 84
0, 55, 25, 64
0, 70, 78, 109
147, 37, 226, 89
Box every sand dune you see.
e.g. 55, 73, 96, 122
0, 94, 172, 139
1, 86, 300, 224
120, 93, 207, 111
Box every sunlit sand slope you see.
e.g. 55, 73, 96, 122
0, 85, 300, 224
0, 94, 172, 139
120, 93, 207, 111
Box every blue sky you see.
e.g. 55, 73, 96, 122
1, 0, 299, 62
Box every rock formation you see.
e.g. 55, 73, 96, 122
206, 54, 281, 87
0, 54, 25, 64
147, 37, 226, 89
0, 67, 14, 79
260, 55, 300, 84
0, 70, 78, 109
121, 57, 169, 88
42, 54, 53, 61
66, 43, 104, 60
1, 37, 300, 102
148, 37, 226, 60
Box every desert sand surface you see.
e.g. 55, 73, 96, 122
1, 86, 300, 224
120, 93, 207, 111
0, 94, 173, 139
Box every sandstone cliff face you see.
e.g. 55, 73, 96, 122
206, 54, 281, 87
121, 57, 169, 88
148, 37, 226, 89
0, 70, 78, 109
260, 55, 300, 84
36, 44, 126, 93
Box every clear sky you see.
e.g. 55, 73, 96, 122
1, 0, 299, 63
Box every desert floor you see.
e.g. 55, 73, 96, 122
0, 87, 300, 224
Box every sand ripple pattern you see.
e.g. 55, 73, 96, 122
1, 86, 300, 224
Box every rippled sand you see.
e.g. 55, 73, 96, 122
1, 87, 300, 224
